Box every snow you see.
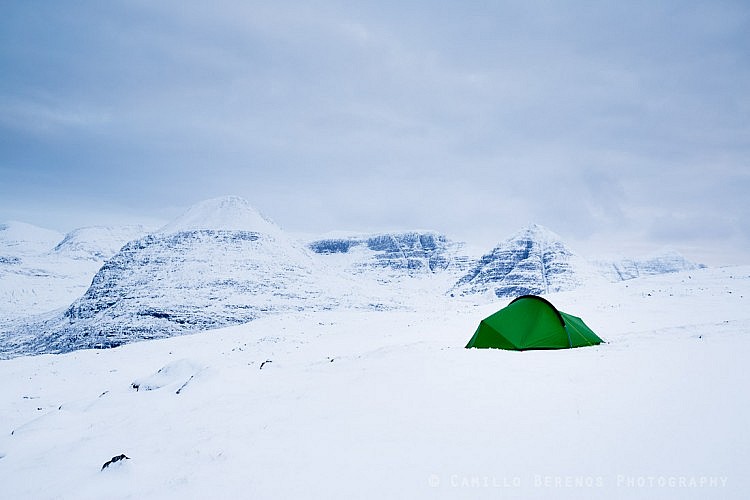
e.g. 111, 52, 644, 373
53, 225, 151, 261
0, 221, 63, 255
1, 265, 748, 499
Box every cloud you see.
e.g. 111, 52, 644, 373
0, 0, 749, 264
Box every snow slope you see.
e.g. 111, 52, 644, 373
0, 221, 63, 255
53, 225, 149, 261
0, 265, 747, 499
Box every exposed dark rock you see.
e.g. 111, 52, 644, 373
101, 454, 130, 471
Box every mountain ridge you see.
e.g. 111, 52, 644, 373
0, 197, 707, 358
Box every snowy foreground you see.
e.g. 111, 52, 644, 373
1, 266, 748, 499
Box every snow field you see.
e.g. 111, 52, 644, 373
0, 265, 748, 499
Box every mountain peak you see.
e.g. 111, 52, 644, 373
512, 223, 562, 244
158, 196, 281, 235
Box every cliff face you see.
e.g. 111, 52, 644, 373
308, 231, 474, 276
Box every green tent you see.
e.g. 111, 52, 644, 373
466, 295, 603, 350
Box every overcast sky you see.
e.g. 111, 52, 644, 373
1, 1, 748, 265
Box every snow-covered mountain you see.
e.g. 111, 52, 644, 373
451, 224, 606, 298
0, 197, 381, 357
0, 222, 149, 320
594, 250, 706, 281
449, 225, 704, 299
